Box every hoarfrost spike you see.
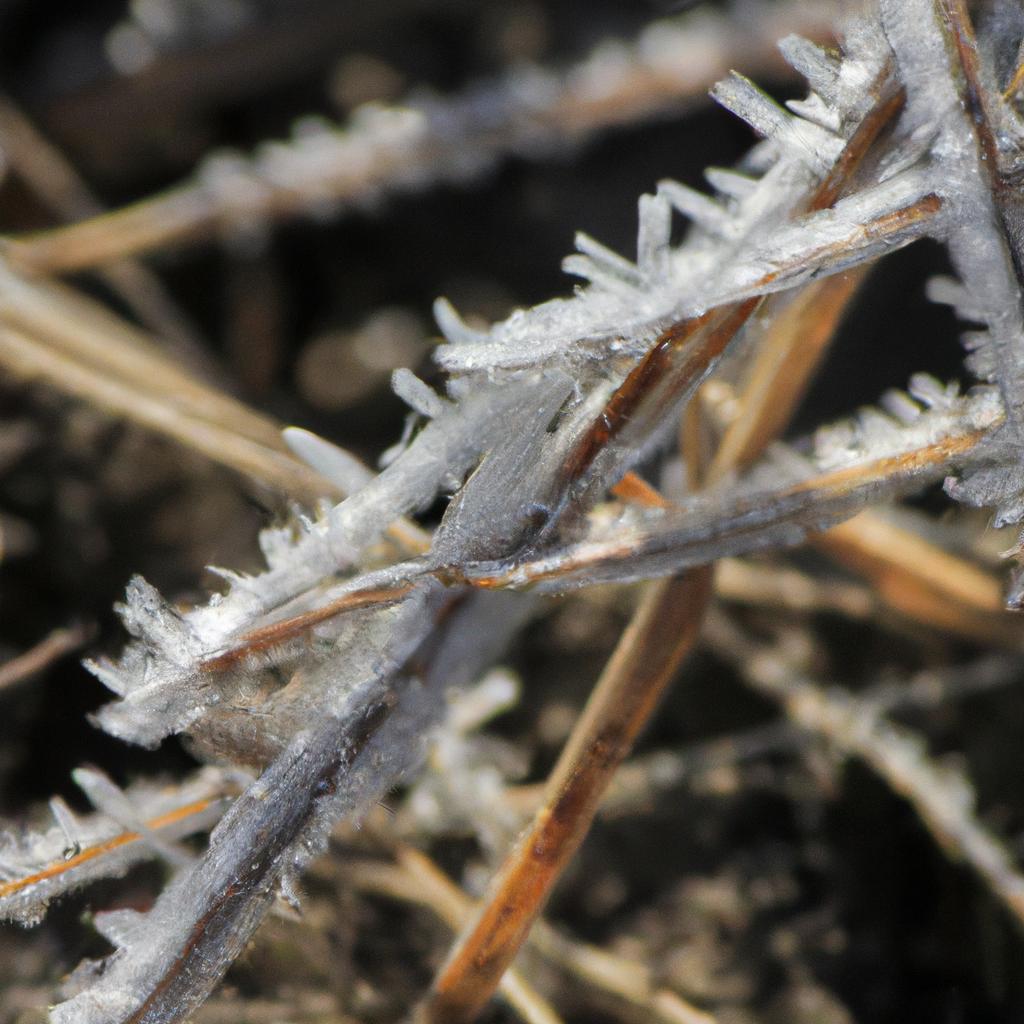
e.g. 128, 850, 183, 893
48, 798, 81, 857
433, 297, 487, 346
786, 94, 842, 133
925, 276, 986, 322
570, 231, 643, 284
391, 368, 448, 419
636, 192, 672, 278
657, 179, 733, 237
72, 768, 192, 869
283, 427, 374, 496
711, 71, 844, 171
93, 907, 148, 951
777, 34, 842, 105
83, 657, 129, 697
704, 166, 758, 199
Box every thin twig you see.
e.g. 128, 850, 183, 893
345, 852, 564, 1024
423, 570, 714, 1024
0, 95, 214, 374
709, 270, 869, 478
813, 512, 1022, 646
503, 653, 1024, 821
348, 843, 714, 1024
423, 68, 913, 1018
0, 265, 429, 551
0, 786, 231, 907
0, 623, 93, 694
715, 557, 877, 620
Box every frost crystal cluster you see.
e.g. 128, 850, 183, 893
4, 0, 1024, 1020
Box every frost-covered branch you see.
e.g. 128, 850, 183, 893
0, 768, 234, 927
4, 0, 838, 273
713, 618, 1024, 932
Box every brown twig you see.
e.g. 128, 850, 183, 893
423, 253, 778, 1024
423, 570, 714, 1023
0, 795, 224, 903
0, 623, 93, 695
0, 96, 214, 375
708, 271, 868, 479
345, 851, 564, 1024
199, 581, 420, 673
348, 843, 714, 1024
813, 512, 1022, 646
0, 267, 429, 552
505, 653, 1024, 821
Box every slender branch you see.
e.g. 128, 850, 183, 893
0, 95, 213, 373
419, 66, 918, 1017
0, 265, 429, 551
3, 1, 834, 274
708, 270, 869, 478
346, 851, 564, 1024
421, 570, 714, 1024
0, 623, 93, 694
349, 843, 715, 1024
0, 769, 236, 922
0, 798, 221, 904
813, 512, 1022, 646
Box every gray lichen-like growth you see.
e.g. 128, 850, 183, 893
6, 1, 1024, 1020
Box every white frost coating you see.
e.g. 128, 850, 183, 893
30, 6, 1024, 1019
152, 0, 845, 242
657, 179, 736, 238
925, 275, 988, 323
0, 768, 232, 925
71, 768, 192, 868
79, 11, 922, 754
431, 22, 904, 378
876, 0, 1024, 540
51, 590, 533, 1024
436, 161, 930, 374
47, 798, 80, 855
881, 0, 1024, 415
636, 192, 672, 279
786, 93, 843, 133
88, 380, 537, 746
811, 375, 983, 471
93, 907, 149, 952
432, 371, 577, 564
49, 674, 395, 1024
406, 670, 526, 857
570, 231, 645, 285
91, 562, 431, 748
704, 166, 758, 199
432, 296, 487, 346
470, 382, 1004, 591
